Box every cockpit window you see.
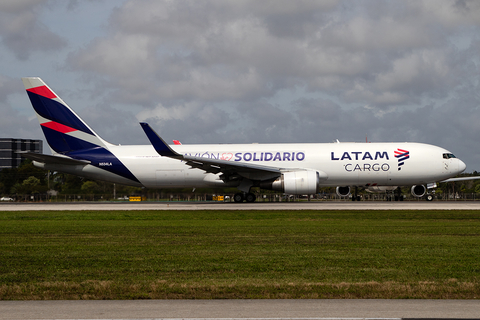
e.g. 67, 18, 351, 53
443, 153, 456, 159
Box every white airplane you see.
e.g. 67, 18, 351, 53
21, 77, 473, 202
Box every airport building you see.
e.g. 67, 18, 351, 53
0, 138, 43, 170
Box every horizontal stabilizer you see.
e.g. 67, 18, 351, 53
17, 151, 91, 166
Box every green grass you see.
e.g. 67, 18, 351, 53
1, 210, 480, 299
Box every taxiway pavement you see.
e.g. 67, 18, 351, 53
1, 200, 480, 211
1, 299, 480, 319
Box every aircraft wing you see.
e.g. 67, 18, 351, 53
16, 151, 91, 166
140, 122, 282, 181
441, 176, 480, 183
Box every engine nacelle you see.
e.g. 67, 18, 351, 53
336, 186, 351, 197
411, 185, 426, 198
262, 170, 327, 195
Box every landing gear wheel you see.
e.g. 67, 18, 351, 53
245, 192, 256, 203
352, 187, 360, 201
395, 187, 403, 201
426, 194, 434, 201
233, 193, 244, 203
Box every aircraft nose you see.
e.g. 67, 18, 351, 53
458, 159, 467, 173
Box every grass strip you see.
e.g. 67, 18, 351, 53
1, 210, 479, 299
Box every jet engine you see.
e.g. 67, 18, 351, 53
261, 170, 327, 194
336, 186, 351, 197
411, 185, 426, 198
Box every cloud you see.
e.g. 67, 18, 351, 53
4, 0, 480, 168
137, 101, 233, 144
0, 75, 21, 103
0, 0, 66, 60
66, 0, 479, 110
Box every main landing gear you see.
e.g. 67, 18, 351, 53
351, 186, 361, 201
386, 187, 404, 201
234, 192, 257, 203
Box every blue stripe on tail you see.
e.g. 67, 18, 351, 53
41, 126, 98, 154
27, 91, 94, 135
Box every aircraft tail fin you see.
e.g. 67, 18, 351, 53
22, 77, 111, 154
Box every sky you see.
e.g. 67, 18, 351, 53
1, 0, 480, 171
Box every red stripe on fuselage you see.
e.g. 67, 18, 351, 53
27, 86, 57, 99
41, 121, 77, 134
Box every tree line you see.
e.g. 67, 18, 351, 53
0, 160, 142, 197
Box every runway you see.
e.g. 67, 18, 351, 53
1, 200, 480, 211
1, 299, 480, 319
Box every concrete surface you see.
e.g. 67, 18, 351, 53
1, 299, 480, 319
1, 200, 480, 211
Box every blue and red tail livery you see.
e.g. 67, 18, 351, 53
22, 77, 140, 185
22, 77, 106, 154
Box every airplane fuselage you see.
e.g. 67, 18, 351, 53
34, 141, 465, 190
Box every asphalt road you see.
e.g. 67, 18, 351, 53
2, 200, 480, 210
1, 299, 480, 319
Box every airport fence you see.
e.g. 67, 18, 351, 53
2, 191, 480, 202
